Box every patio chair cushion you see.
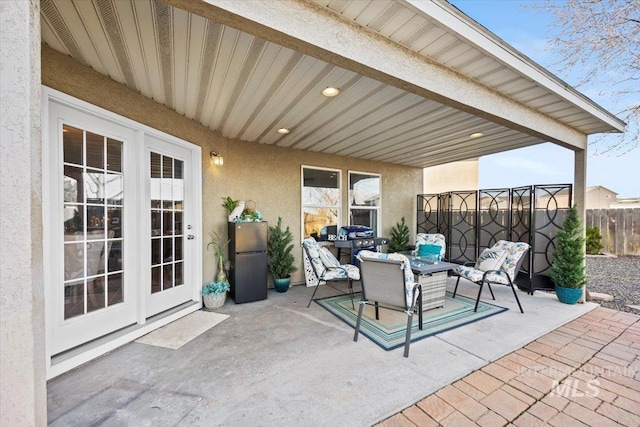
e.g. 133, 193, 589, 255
491, 240, 530, 280
302, 237, 360, 282
358, 250, 418, 308
318, 247, 341, 268
456, 265, 510, 285
455, 240, 530, 285
415, 233, 446, 258
475, 248, 508, 272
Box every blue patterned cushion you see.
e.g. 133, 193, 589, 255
302, 237, 360, 282
318, 247, 341, 268
455, 240, 530, 285
475, 248, 508, 272
455, 265, 510, 285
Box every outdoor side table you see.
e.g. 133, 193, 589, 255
408, 260, 460, 311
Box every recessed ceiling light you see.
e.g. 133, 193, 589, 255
277, 128, 290, 135
322, 87, 340, 97
469, 132, 484, 139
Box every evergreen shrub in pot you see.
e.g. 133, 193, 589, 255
550, 206, 586, 304
267, 217, 298, 292
389, 217, 410, 253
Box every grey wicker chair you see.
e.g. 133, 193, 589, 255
355, 251, 423, 357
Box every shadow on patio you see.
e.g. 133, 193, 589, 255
47, 279, 597, 426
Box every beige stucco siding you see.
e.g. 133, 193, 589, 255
42, 46, 422, 285
423, 160, 478, 194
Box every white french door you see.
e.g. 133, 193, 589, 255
143, 135, 196, 317
44, 91, 201, 359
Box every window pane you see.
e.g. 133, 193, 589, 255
64, 205, 84, 240
350, 209, 379, 235
85, 171, 105, 204
106, 138, 122, 172
350, 173, 380, 207
107, 273, 123, 305
63, 125, 83, 165
86, 277, 106, 313
105, 172, 123, 205
150, 152, 161, 178
86, 132, 104, 170
303, 207, 338, 239
108, 240, 122, 272
107, 207, 122, 238
302, 168, 340, 206
64, 165, 82, 203
64, 242, 85, 281
64, 280, 84, 320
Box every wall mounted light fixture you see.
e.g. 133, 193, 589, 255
210, 151, 224, 166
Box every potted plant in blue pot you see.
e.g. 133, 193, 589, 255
550, 206, 586, 304
267, 217, 297, 293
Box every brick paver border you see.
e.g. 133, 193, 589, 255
377, 307, 640, 426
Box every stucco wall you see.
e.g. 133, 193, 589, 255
42, 46, 422, 285
423, 160, 478, 194
1, 1, 46, 425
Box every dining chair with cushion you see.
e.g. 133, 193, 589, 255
453, 240, 530, 313
414, 233, 446, 261
355, 250, 422, 357
302, 237, 361, 308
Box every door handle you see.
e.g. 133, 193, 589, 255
187, 234, 195, 240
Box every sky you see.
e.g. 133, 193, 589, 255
449, 0, 640, 198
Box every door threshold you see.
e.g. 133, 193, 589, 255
48, 301, 201, 379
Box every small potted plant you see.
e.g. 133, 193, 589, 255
389, 217, 410, 253
550, 206, 586, 304
267, 217, 298, 292
202, 280, 230, 310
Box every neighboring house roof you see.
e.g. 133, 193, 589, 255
587, 185, 619, 195
39, 0, 625, 168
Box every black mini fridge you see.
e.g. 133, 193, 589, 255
228, 221, 268, 303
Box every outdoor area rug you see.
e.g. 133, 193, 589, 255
135, 310, 229, 350
316, 292, 507, 351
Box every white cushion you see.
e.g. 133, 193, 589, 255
318, 247, 341, 268
475, 248, 508, 272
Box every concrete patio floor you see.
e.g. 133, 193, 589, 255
48, 279, 600, 426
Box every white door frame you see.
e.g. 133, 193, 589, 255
42, 87, 202, 379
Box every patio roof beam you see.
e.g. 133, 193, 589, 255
167, 0, 590, 151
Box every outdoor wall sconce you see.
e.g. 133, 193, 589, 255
210, 151, 224, 166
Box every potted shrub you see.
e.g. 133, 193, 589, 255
267, 217, 298, 292
550, 206, 586, 304
388, 217, 410, 253
202, 280, 230, 310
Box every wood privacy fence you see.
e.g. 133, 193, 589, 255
586, 208, 640, 256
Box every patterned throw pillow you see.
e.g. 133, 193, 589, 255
318, 247, 341, 268
475, 248, 508, 272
